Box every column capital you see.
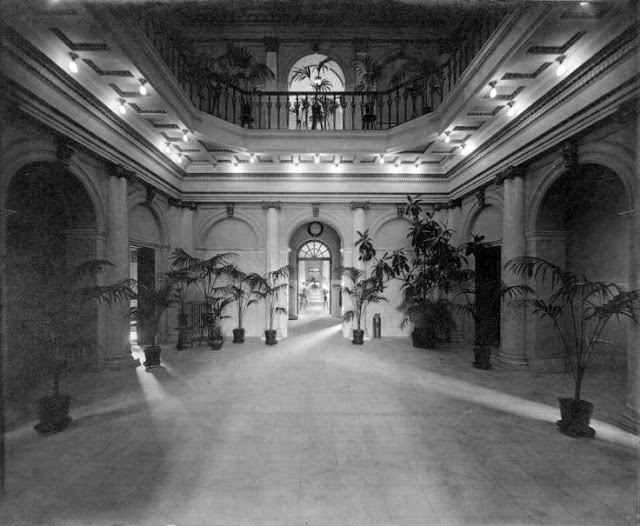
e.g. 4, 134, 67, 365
264, 36, 279, 52
350, 201, 370, 211
168, 197, 197, 210
110, 163, 136, 182
261, 201, 282, 211
495, 165, 525, 186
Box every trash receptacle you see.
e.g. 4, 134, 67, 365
373, 313, 381, 339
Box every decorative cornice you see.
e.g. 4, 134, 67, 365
261, 201, 282, 211
494, 164, 525, 186
350, 201, 370, 211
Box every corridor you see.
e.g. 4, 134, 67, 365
2, 315, 636, 525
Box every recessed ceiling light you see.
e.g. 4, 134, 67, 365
118, 99, 126, 115
182, 129, 189, 142
68, 53, 79, 74
378, 154, 385, 164
556, 56, 566, 77
507, 102, 515, 117
444, 131, 451, 143
314, 153, 320, 164
250, 153, 256, 163
139, 79, 148, 96
489, 81, 497, 98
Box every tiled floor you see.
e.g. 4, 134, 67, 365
2, 305, 638, 525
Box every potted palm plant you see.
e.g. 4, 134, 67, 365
170, 248, 236, 349
289, 57, 336, 130
337, 267, 388, 345
34, 259, 135, 434
352, 55, 387, 129
165, 268, 197, 350
207, 295, 234, 350
505, 256, 640, 437
227, 266, 262, 343
133, 273, 181, 368
216, 43, 276, 128
255, 265, 292, 345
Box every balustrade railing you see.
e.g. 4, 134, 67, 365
135, 9, 506, 131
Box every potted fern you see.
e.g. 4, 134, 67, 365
34, 259, 134, 434
255, 265, 292, 345
505, 256, 640, 437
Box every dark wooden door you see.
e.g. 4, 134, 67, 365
474, 246, 501, 346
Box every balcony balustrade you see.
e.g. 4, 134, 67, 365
135, 10, 505, 131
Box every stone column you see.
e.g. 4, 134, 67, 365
497, 166, 528, 367
105, 166, 139, 369
623, 120, 640, 431
262, 202, 284, 336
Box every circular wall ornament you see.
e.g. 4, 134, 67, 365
307, 221, 323, 237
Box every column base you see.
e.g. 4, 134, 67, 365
497, 351, 529, 368
104, 352, 140, 370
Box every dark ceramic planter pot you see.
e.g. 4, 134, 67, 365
557, 397, 595, 438
34, 394, 72, 434
411, 327, 436, 349
232, 328, 245, 343
144, 345, 162, 368
472, 346, 492, 370
352, 329, 365, 345
265, 330, 278, 346
209, 339, 223, 350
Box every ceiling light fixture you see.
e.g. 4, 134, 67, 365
580, 2, 589, 6
489, 81, 497, 99
314, 153, 320, 164
414, 162, 420, 169
250, 153, 256, 163
118, 99, 126, 115
378, 154, 385, 164
139, 78, 148, 96
164, 142, 171, 154
507, 101, 515, 117
444, 131, 451, 143
182, 129, 189, 142
556, 56, 566, 77
294, 158, 299, 167
68, 52, 79, 74
176, 153, 183, 164
233, 159, 239, 167
460, 143, 468, 155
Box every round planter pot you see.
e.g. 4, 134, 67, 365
557, 397, 595, 438
472, 346, 492, 370
232, 328, 245, 344
411, 327, 436, 349
34, 394, 73, 434
352, 329, 365, 345
209, 339, 224, 350
144, 345, 162, 368
265, 330, 278, 346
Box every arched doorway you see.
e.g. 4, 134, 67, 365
288, 221, 342, 320
287, 54, 345, 130
4, 162, 99, 396
298, 240, 331, 316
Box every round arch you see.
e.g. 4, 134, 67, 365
461, 194, 504, 244
127, 192, 169, 249
281, 209, 347, 250
0, 141, 107, 234
526, 143, 635, 233
197, 210, 264, 250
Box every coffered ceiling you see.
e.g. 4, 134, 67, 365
0, 0, 637, 201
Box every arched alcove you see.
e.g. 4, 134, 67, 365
4, 162, 99, 395
287, 54, 345, 130
530, 163, 632, 374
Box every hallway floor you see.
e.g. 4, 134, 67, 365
2, 306, 637, 525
